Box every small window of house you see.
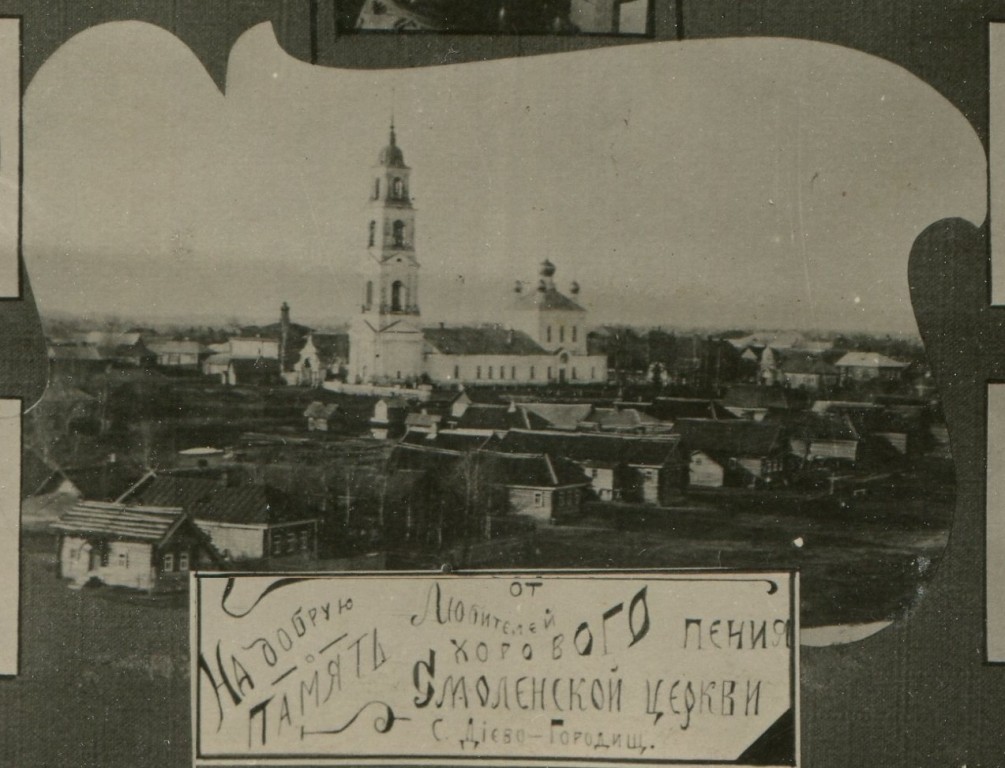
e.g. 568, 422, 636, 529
572, 326, 578, 342
272, 535, 283, 556
534, 491, 543, 507
591, 367, 596, 379
572, 367, 577, 380
499, 366, 504, 380
511, 366, 516, 379
530, 366, 535, 379
300, 530, 310, 551
476, 366, 482, 379
287, 532, 297, 553
117, 552, 129, 568
178, 552, 190, 572
547, 367, 553, 380
560, 326, 565, 343
454, 365, 460, 379
163, 553, 174, 572
488, 366, 494, 379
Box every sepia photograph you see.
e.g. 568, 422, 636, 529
336, 0, 652, 36
0, 3, 998, 765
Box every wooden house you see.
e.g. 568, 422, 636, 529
492, 429, 685, 506
672, 418, 789, 489
53, 501, 217, 592
118, 473, 320, 562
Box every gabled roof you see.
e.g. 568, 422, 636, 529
455, 404, 532, 432
672, 419, 785, 458
834, 352, 907, 369
520, 402, 594, 430
53, 501, 186, 545
479, 451, 589, 488
423, 326, 547, 356
120, 473, 315, 525
62, 462, 148, 502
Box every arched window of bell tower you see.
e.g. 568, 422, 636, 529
391, 281, 405, 312
392, 177, 403, 199
393, 220, 405, 247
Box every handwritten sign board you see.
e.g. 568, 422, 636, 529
193, 570, 797, 766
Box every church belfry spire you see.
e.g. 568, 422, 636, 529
363, 120, 420, 316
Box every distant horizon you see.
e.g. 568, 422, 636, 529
38, 305, 925, 343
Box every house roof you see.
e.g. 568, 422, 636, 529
520, 402, 594, 430
583, 407, 663, 431
120, 473, 314, 525
646, 397, 734, 422
834, 352, 907, 369
672, 419, 785, 458
480, 451, 589, 488
22, 450, 65, 499
147, 339, 207, 356
514, 288, 585, 313
405, 412, 443, 428
718, 385, 791, 411
778, 352, 839, 375
496, 429, 682, 468
786, 412, 860, 441
53, 500, 186, 545
40, 380, 97, 403
455, 404, 532, 432
400, 429, 493, 452
83, 331, 142, 347
304, 401, 338, 419
48, 344, 104, 362
422, 326, 548, 356
61, 462, 148, 502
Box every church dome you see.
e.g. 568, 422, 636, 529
379, 125, 407, 168
539, 259, 557, 278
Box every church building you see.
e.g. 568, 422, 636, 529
348, 123, 607, 387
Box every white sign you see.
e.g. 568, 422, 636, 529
194, 570, 797, 766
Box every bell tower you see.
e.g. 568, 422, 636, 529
349, 121, 425, 384
362, 121, 420, 316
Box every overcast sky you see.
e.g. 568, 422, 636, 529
24, 23, 986, 334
